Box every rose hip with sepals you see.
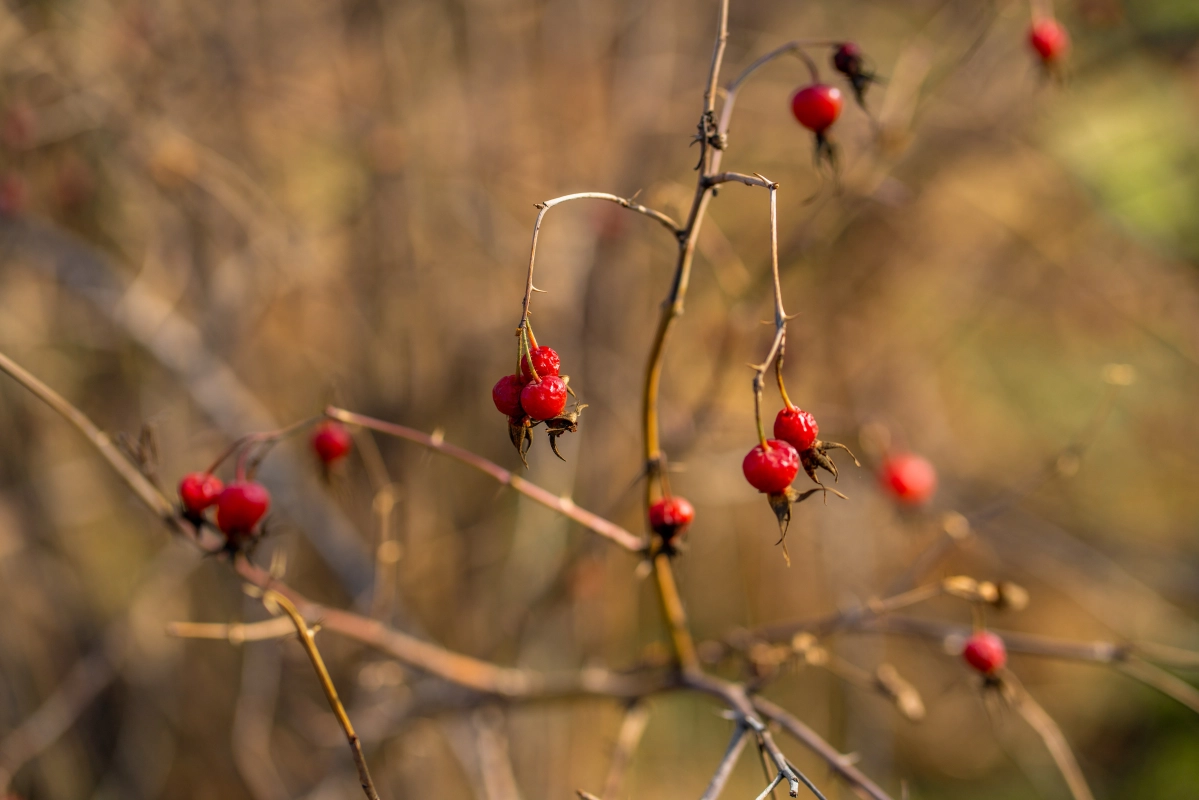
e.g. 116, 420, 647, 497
178, 472, 223, 516
1028, 18, 1070, 64
962, 630, 1007, 674
216, 481, 271, 538
790, 84, 842, 133
774, 406, 819, 452
520, 375, 568, 421
879, 452, 937, 505
311, 420, 352, 464
832, 42, 862, 76
520, 346, 560, 383
649, 496, 695, 541
742, 439, 800, 494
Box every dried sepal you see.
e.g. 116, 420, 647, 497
800, 439, 860, 486
508, 415, 534, 467
875, 663, 925, 721
545, 402, 588, 461
767, 485, 846, 566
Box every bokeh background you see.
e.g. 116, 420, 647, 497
0, 0, 1198, 797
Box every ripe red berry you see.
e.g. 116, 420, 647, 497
178, 472, 224, 516
216, 481, 271, 537
832, 42, 862, 76
311, 421, 353, 464
962, 631, 1007, 674
773, 407, 819, 452
520, 346, 561, 382
1028, 19, 1070, 63
790, 84, 843, 133
742, 440, 800, 494
879, 453, 937, 505
493, 374, 525, 416
649, 496, 695, 539
520, 375, 568, 420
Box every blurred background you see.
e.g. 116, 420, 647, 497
0, 0, 1197, 797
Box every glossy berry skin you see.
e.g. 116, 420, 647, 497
963, 631, 1007, 674
649, 496, 695, 539
520, 375, 568, 421
879, 453, 937, 505
216, 481, 271, 537
790, 84, 843, 133
493, 374, 525, 416
178, 472, 224, 515
311, 421, 353, 464
520, 346, 561, 382
832, 42, 862, 76
742, 440, 800, 494
773, 407, 819, 452
1029, 19, 1070, 63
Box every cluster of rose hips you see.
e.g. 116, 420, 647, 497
492, 332, 585, 465
742, 404, 857, 552
176, 419, 353, 552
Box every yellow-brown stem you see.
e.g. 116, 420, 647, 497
652, 553, 700, 674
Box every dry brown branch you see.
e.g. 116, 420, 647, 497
265, 590, 381, 800
326, 407, 647, 553
1006, 678, 1095, 800
699, 725, 750, 800
601, 702, 651, 800
166, 617, 298, 643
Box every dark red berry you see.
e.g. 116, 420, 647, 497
879, 453, 937, 505
790, 84, 843, 133
216, 481, 271, 536
773, 407, 819, 452
649, 496, 695, 539
311, 421, 353, 464
493, 374, 525, 416
520, 375, 568, 420
963, 631, 1007, 674
520, 346, 561, 382
832, 42, 862, 76
742, 440, 800, 494
178, 472, 223, 515
1029, 19, 1069, 63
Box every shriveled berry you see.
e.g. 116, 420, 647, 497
520, 375, 568, 421
1029, 19, 1070, 63
879, 453, 937, 505
311, 421, 353, 464
743, 440, 800, 494
649, 496, 695, 539
178, 472, 223, 515
962, 631, 1007, 674
774, 407, 819, 452
790, 84, 843, 133
493, 374, 525, 416
216, 481, 271, 537
832, 42, 862, 76
520, 346, 561, 382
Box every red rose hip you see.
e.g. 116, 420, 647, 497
879, 453, 937, 505
649, 496, 695, 539
520, 375, 568, 420
1028, 19, 1069, 63
520, 346, 561, 382
962, 631, 1007, 674
790, 84, 843, 132
216, 481, 271, 536
773, 407, 819, 452
311, 421, 353, 464
493, 374, 525, 416
743, 440, 800, 494
178, 472, 224, 515
832, 42, 862, 76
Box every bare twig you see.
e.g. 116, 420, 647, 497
1006, 678, 1095, 800
699, 725, 750, 800
265, 591, 381, 800
326, 407, 647, 553
166, 616, 298, 643
602, 702, 651, 800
